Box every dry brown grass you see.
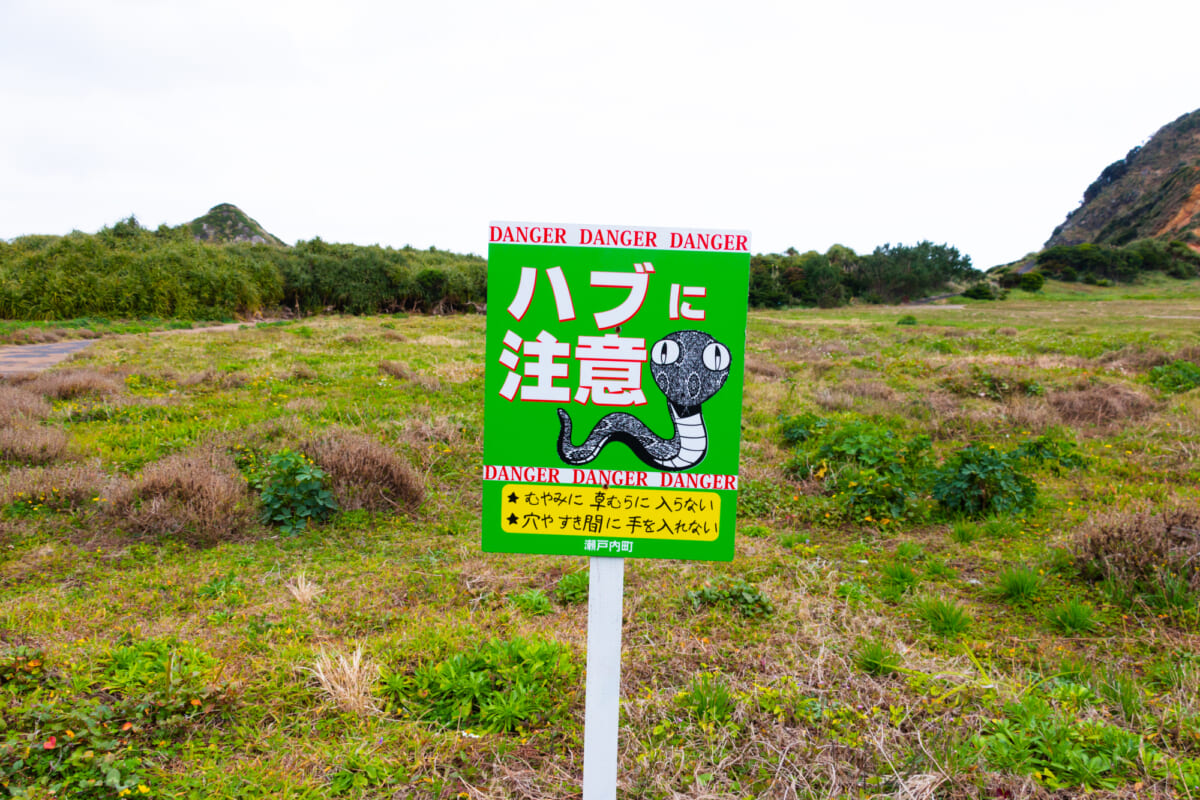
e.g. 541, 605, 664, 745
27, 369, 122, 399
302, 644, 380, 716
995, 327, 1018, 336
285, 571, 325, 605
378, 360, 441, 391
1176, 344, 1200, 365
0, 385, 50, 423
178, 369, 247, 389
843, 379, 895, 401
106, 447, 254, 545
1071, 503, 1200, 593
745, 353, 787, 379
0, 461, 118, 511
1096, 345, 1172, 374
302, 427, 424, 513
1047, 384, 1157, 427
814, 387, 856, 411
0, 425, 70, 465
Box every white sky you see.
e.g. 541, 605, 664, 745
2, 0, 1197, 269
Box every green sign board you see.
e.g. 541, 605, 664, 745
483, 222, 750, 561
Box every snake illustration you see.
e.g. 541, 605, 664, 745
556, 329, 732, 471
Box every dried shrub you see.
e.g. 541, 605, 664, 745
27, 369, 121, 400
996, 327, 1018, 337
1072, 505, 1200, 594
1096, 345, 1172, 373
0, 461, 119, 511
0, 385, 50, 423
814, 388, 855, 411
1047, 384, 1157, 426
1002, 398, 1058, 434
844, 380, 895, 401
290, 364, 318, 381
285, 398, 325, 415
1176, 345, 1200, 365
378, 360, 441, 391
107, 447, 254, 545
302, 427, 424, 513
0, 425, 69, 465
433, 361, 481, 384
178, 369, 247, 389
745, 354, 786, 379
381, 330, 408, 342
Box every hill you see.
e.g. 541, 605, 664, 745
188, 203, 285, 246
1047, 108, 1200, 250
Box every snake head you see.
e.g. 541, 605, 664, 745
649, 330, 731, 410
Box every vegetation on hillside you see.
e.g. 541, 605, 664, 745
2, 287, 1199, 797
1048, 107, 1200, 248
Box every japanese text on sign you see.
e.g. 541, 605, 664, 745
499, 484, 720, 541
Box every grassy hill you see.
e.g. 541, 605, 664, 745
2, 284, 1200, 797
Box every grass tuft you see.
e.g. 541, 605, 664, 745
304, 644, 380, 717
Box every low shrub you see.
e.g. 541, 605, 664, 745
301, 427, 424, 514
255, 449, 338, 534
930, 444, 1037, 517
508, 588, 554, 616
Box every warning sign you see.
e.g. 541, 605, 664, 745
482, 221, 750, 561
499, 484, 721, 541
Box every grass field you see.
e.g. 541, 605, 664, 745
2, 283, 1200, 799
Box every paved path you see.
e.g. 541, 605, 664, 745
0, 322, 261, 375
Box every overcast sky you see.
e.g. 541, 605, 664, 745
2, 0, 1197, 268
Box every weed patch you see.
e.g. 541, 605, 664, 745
381, 637, 579, 733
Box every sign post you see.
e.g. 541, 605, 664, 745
483, 221, 751, 797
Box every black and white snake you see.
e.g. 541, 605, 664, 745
556, 329, 732, 471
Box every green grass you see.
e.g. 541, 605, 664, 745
3, 292, 1200, 797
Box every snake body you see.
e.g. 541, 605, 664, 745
556, 329, 731, 471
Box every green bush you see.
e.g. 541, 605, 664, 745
896, 314, 919, 326
1018, 272, 1045, 292
255, 450, 338, 534
1149, 360, 1200, 394
931, 444, 1037, 518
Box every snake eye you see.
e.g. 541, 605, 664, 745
702, 342, 730, 371
651, 339, 680, 365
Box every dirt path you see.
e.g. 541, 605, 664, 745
0, 322, 261, 375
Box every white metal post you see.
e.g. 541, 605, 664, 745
582, 556, 625, 800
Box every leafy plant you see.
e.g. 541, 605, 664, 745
255, 449, 338, 534
555, 571, 588, 605
381, 637, 579, 733
931, 444, 1037, 518
896, 315, 919, 326
509, 588, 553, 616
687, 580, 774, 618
675, 672, 737, 727
1148, 360, 1200, 394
